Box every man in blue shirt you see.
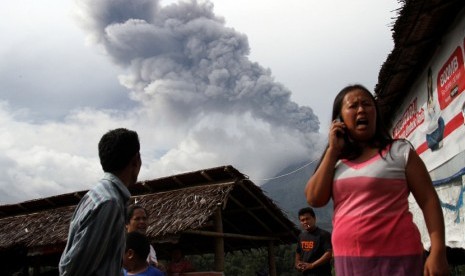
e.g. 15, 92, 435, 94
123, 232, 165, 276
59, 128, 142, 276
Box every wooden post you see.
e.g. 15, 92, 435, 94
213, 206, 224, 272
268, 240, 276, 276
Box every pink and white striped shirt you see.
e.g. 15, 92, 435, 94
332, 140, 424, 275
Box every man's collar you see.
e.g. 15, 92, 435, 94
103, 172, 131, 200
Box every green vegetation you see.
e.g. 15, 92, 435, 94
451, 264, 465, 276
190, 244, 301, 275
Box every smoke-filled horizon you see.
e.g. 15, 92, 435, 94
0, 0, 399, 204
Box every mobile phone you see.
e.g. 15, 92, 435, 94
336, 116, 350, 143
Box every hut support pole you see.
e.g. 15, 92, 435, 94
214, 206, 224, 272
268, 240, 277, 276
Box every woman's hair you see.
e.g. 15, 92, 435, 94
315, 84, 393, 168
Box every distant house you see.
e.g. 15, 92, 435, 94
375, 0, 465, 267
0, 165, 299, 275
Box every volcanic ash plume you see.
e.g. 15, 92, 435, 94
75, 0, 322, 179
76, 0, 319, 132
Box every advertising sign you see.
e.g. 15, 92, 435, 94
392, 45, 465, 171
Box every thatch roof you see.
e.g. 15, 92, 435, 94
375, 0, 465, 126
0, 165, 299, 259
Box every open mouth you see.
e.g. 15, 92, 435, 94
356, 118, 368, 126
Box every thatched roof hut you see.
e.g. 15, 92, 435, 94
375, 0, 465, 125
0, 165, 299, 274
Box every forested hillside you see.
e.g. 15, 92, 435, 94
260, 161, 333, 231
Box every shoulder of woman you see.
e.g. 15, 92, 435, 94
390, 139, 413, 150
385, 139, 412, 162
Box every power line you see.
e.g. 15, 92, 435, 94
250, 158, 319, 182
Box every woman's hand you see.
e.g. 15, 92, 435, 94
328, 119, 346, 157
424, 249, 449, 275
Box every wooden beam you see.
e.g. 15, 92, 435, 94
16, 203, 29, 211
213, 207, 224, 272
228, 195, 273, 233
201, 171, 214, 181
220, 217, 264, 250
183, 230, 278, 241
73, 192, 82, 200
224, 206, 264, 214
141, 181, 154, 192
238, 180, 296, 234
172, 176, 184, 186
268, 241, 276, 276
44, 198, 56, 207
162, 180, 236, 194
222, 166, 296, 235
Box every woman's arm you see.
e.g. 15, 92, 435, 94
305, 148, 338, 207
405, 149, 449, 275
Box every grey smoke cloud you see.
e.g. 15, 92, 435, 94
0, 0, 325, 204
0, 0, 398, 204
76, 0, 319, 133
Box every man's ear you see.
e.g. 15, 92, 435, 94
127, 248, 135, 259
131, 152, 141, 167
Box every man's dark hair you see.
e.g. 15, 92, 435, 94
98, 128, 140, 173
126, 204, 147, 224
125, 232, 150, 260
298, 207, 315, 218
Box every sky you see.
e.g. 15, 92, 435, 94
0, 0, 401, 204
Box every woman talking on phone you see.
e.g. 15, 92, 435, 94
305, 84, 449, 275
